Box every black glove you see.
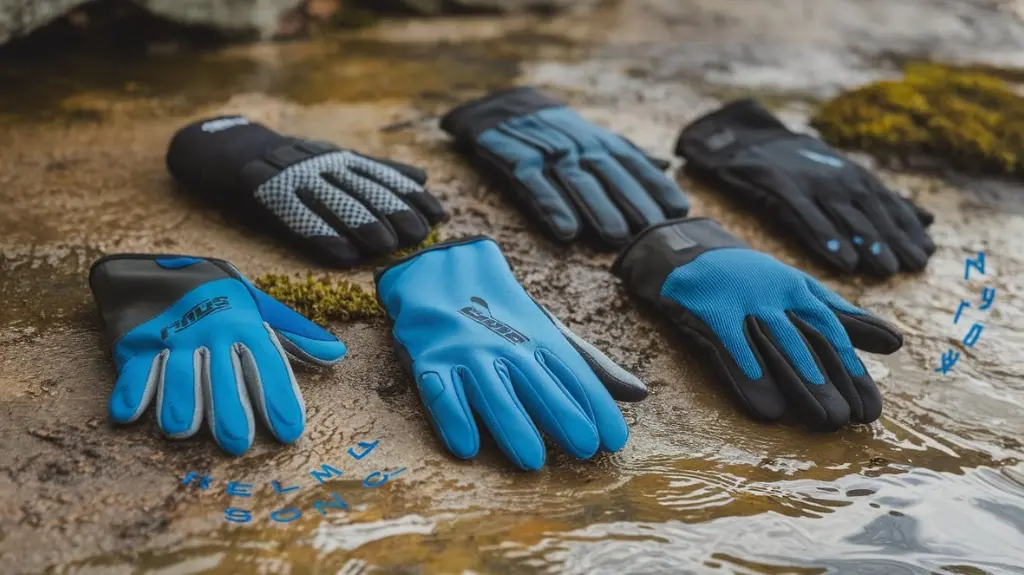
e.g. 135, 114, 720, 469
676, 99, 935, 277
613, 218, 905, 430
441, 87, 689, 248
167, 116, 446, 267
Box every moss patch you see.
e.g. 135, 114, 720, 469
254, 230, 442, 325
255, 274, 383, 326
812, 63, 1024, 177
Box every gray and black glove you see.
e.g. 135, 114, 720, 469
167, 116, 446, 267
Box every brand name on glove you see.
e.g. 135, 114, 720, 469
459, 297, 529, 345
201, 117, 250, 133
161, 296, 231, 339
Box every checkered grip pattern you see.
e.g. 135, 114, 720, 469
253, 151, 423, 238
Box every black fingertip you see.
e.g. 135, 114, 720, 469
849, 374, 883, 424
349, 221, 400, 256
750, 316, 850, 431
307, 235, 363, 268
862, 243, 900, 277
388, 209, 431, 247
407, 190, 448, 225
837, 314, 904, 355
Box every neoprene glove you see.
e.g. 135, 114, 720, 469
166, 116, 446, 268
90, 254, 346, 455
441, 87, 689, 247
676, 99, 935, 277
375, 237, 647, 470
613, 218, 904, 430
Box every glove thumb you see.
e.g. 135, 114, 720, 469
241, 278, 347, 365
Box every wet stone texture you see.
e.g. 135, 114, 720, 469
2, 1, 1024, 574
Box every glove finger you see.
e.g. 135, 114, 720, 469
298, 179, 400, 256
877, 187, 937, 258
477, 128, 582, 242
532, 349, 628, 453
201, 344, 256, 456
156, 348, 203, 438
109, 352, 162, 425
345, 153, 447, 226
550, 158, 631, 246
822, 200, 900, 276
612, 150, 690, 217
540, 305, 647, 401
235, 275, 347, 364
727, 169, 858, 271
668, 306, 787, 420
235, 325, 306, 444
526, 112, 664, 234
791, 308, 882, 424
415, 364, 480, 461
322, 166, 430, 247
852, 194, 930, 272
583, 154, 667, 231
803, 278, 904, 354
500, 356, 602, 460
252, 186, 364, 267
750, 314, 851, 430
457, 360, 546, 471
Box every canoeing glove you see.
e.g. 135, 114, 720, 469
167, 116, 446, 268
613, 218, 904, 430
90, 254, 346, 455
441, 87, 689, 247
375, 237, 647, 470
676, 99, 935, 277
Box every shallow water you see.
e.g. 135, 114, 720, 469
2, 1, 1024, 574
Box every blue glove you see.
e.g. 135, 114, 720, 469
89, 254, 347, 455
441, 87, 689, 247
375, 237, 647, 470
613, 218, 904, 430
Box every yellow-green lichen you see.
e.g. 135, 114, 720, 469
255, 274, 383, 326
812, 63, 1024, 177
254, 230, 442, 325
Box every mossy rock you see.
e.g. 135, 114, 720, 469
254, 229, 441, 325
812, 63, 1024, 177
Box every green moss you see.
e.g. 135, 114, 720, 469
254, 230, 442, 325
255, 274, 383, 326
812, 63, 1024, 177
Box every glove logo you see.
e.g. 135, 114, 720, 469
458, 297, 529, 345
201, 117, 250, 133
160, 296, 231, 339
797, 149, 844, 168
703, 128, 736, 152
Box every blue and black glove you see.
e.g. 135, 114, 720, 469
167, 116, 446, 268
441, 87, 689, 248
613, 218, 904, 430
676, 100, 936, 277
375, 237, 648, 470
90, 254, 347, 455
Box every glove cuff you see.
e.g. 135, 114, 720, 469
166, 116, 300, 200
373, 235, 493, 294
675, 99, 792, 168
612, 218, 749, 305
440, 86, 564, 141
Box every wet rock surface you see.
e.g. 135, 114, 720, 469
2, 1, 1024, 573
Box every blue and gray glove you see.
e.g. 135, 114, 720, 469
612, 218, 904, 430
90, 254, 347, 455
375, 237, 647, 470
441, 87, 689, 247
